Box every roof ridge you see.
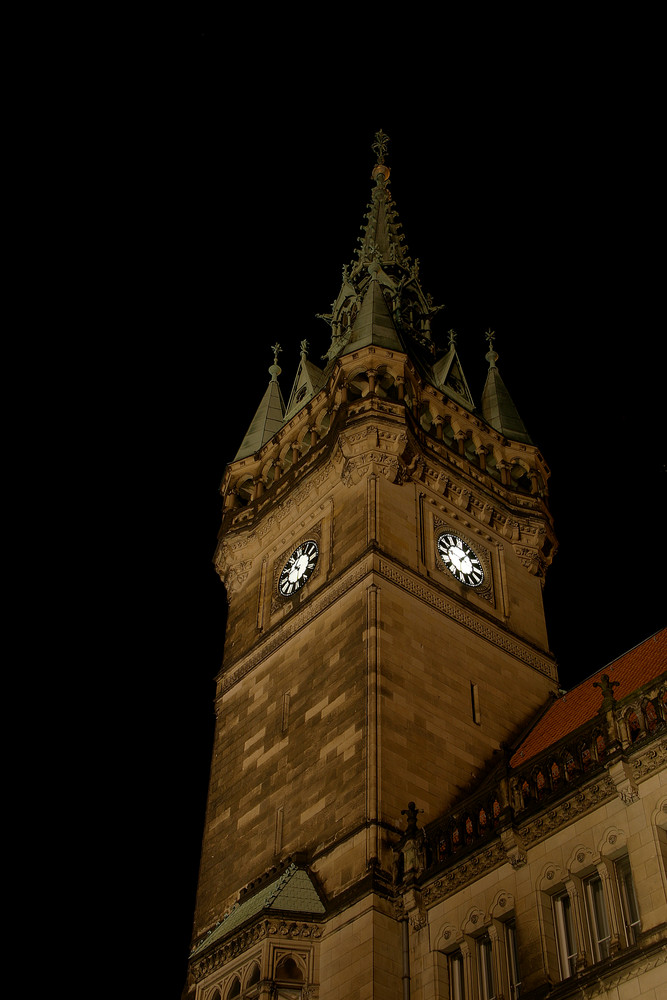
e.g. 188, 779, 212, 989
565, 626, 667, 693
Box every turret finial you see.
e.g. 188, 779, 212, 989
269, 342, 282, 382
485, 329, 498, 368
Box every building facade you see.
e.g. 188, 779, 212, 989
185, 132, 666, 999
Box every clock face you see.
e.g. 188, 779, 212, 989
437, 532, 484, 587
278, 540, 319, 596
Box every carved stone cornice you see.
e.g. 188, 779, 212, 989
421, 841, 507, 908
190, 917, 323, 983
630, 737, 667, 782
416, 467, 554, 578
518, 776, 617, 849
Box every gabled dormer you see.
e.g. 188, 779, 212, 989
283, 340, 327, 422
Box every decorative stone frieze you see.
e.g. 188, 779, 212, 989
377, 556, 557, 679
421, 842, 507, 908
191, 918, 323, 986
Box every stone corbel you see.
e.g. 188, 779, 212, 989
499, 824, 527, 869
607, 758, 639, 805
403, 886, 427, 931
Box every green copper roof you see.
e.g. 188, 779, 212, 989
480, 333, 532, 444
340, 263, 403, 356
190, 864, 325, 957
234, 345, 286, 460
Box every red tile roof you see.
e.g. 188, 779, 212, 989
509, 628, 667, 768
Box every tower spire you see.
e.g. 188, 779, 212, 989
321, 130, 448, 368
480, 330, 532, 444
234, 344, 286, 460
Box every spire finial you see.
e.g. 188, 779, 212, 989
372, 129, 390, 165
371, 130, 391, 182
448, 329, 457, 351
485, 329, 498, 368
269, 342, 282, 382
300, 339, 309, 359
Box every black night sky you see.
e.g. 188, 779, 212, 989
117, 26, 664, 995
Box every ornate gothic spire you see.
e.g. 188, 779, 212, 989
321, 130, 445, 367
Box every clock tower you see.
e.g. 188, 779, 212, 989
186, 132, 560, 999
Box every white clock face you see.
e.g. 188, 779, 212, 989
278, 540, 319, 596
437, 532, 484, 587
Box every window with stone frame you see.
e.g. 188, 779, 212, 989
616, 855, 641, 946
218, 961, 261, 999
505, 918, 521, 1000
476, 931, 497, 1000
552, 888, 578, 980
583, 871, 612, 961
448, 948, 465, 1000
272, 955, 305, 999
547, 852, 640, 983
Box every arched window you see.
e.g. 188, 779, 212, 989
627, 709, 641, 742
644, 700, 658, 732
419, 403, 434, 434
485, 452, 502, 481
347, 371, 370, 399
234, 477, 254, 507
510, 463, 531, 492
595, 733, 606, 759
442, 420, 456, 450
375, 368, 399, 400
464, 436, 480, 467
564, 752, 578, 780
275, 956, 304, 983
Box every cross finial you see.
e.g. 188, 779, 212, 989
593, 673, 620, 707
485, 329, 498, 368
372, 129, 390, 165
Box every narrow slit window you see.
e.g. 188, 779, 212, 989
471, 682, 481, 725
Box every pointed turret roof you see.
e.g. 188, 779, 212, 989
480, 331, 532, 444
340, 261, 404, 356
234, 344, 286, 460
